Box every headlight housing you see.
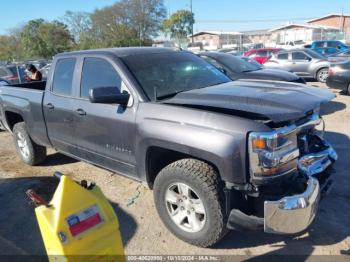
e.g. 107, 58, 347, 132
248, 126, 300, 183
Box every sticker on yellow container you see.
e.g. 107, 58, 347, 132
66, 205, 103, 237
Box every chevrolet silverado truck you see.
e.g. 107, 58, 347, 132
0, 48, 337, 247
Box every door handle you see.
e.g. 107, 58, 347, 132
76, 108, 86, 116
46, 103, 54, 110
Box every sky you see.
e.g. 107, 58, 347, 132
0, 0, 349, 35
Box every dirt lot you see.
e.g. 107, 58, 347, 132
0, 82, 349, 259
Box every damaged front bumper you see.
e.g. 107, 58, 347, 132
228, 135, 337, 234
264, 177, 319, 234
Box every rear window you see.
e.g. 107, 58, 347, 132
52, 58, 76, 96
256, 50, 268, 57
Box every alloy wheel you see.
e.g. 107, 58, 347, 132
165, 182, 206, 233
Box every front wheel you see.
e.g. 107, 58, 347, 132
153, 159, 227, 247
13, 122, 47, 166
316, 68, 329, 83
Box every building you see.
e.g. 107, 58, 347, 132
269, 23, 340, 44
240, 29, 275, 47
307, 14, 350, 42
190, 31, 242, 50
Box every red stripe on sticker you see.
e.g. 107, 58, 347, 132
69, 213, 102, 237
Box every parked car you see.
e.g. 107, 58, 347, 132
328, 49, 350, 59
198, 52, 306, 83
0, 65, 26, 84
276, 40, 307, 50
243, 48, 283, 64
313, 47, 340, 56
0, 48, 337, 247
264, 49, 330, 82
326, 60, 350, 95
311, 40, 350, 52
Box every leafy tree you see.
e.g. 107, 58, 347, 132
0, 31, 23, 61
62, 11, 92, 43
90, 0, 166, 48
162, 9, 194, 46
21, 19, 73, 58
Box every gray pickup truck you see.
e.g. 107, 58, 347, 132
0, 48, 337, 247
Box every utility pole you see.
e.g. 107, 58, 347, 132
190, 0, 194, 43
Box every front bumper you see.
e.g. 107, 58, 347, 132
228, 135, 336, 234
264, 177, 319, 234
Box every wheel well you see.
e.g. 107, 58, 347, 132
146, 147, 219, 189
5, 111, 23, 131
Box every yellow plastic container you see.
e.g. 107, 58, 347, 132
34, 175, 125, 262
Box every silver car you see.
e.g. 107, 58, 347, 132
264, 49, 330, 82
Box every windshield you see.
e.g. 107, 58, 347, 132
121, 51, 230, 101
214, 54, 262, 72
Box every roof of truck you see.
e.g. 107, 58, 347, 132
56, 47, 180, 58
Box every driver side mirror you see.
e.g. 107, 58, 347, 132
89, 86, 130, 106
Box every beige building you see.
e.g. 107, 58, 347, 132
307, 14, 350, 42
190, 31, 242, 50
269, 23, 340, 44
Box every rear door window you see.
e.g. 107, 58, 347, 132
52, 58, 76, 96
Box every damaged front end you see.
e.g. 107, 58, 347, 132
227, 113, 337, 234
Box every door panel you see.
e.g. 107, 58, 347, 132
43, 58, 77, 153
72, 57, 137, 177
290, 52, 311, 76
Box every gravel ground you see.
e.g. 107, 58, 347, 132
0, 82, 349, 259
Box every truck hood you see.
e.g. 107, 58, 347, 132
164, 80, 335, 123
243, 69, 301, 82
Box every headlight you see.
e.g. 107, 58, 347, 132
248, 126, 300, 181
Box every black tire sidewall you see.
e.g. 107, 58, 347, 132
154, 162, 225, 246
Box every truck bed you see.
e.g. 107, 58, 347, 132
7, 81, 46, 91
0, 81, 50, 147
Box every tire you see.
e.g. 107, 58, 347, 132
153, 159, 227, 247
13, 122, 46, 166
316, 68, 329, 83
347, 83, 350, 95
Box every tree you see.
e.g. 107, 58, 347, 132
90, 0, 166, 48
162, 9, 194, 46
62, 11, 92, 44
0, 31, 23, 61
21, 19, 73, 58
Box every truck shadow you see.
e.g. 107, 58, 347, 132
215, 131, 350, 256
0, 176, 137, 255
41, 152, 79, 166
320, 101, 346, 116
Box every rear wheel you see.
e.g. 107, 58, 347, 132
13, 122, 46, 166
153, 159, 227, 247
316, 68, 329, 83
347, 83, 350, 95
